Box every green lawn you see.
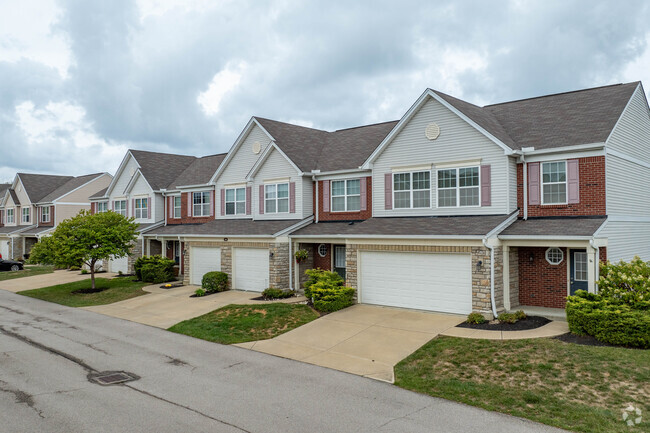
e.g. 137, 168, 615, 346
18, 277, 148, 307
0, 265, 54, 281
395, 336, 649, 433
168, 303, 319, 345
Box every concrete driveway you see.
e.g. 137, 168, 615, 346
236, 304, 464, 383
84, 285, 307, 329
0, 269, 117, 293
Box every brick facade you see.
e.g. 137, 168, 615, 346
517, 156, 606, 217
314, 177, 372, 221
518, 247, 568, 308
509, 247, 520, 308
167, 193, 215, 225
312, 243, 332, 270
37, 206, 55, 227
297, 243, 315, 289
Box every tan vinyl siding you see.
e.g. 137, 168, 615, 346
600, 221, 650, 262
254, 148, 302, 220
372, 96, 510, 216
606, 85, 650, 164
606, 154, 650, 217
216, 125, 272, 219
55, 205, 87, 225
58, 174, 111, 203
508, 156, 517, 212
302, 176, 314, 217
155, 194, 165, 222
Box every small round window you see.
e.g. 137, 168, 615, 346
545, 247, 564, 265
318, 244, 328, 257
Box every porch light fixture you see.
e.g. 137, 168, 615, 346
223, 238, 228, 241
476, 260, 482, 270
269, 251, 274, 258
529, 252, 534, 262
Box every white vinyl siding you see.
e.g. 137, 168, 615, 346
111, 157, 139, 200
606, 148, 650, 218
508, 157, 518, 212
254, 147, 303, 220
372, 96, 509, 216
600, 221, 650, 262
606, 85, 650, 164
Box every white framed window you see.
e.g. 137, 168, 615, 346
437, 166, 480, 207
6, 209, 14, 224
545, 247, 564, 265
393, 171, 431, 209
318, 244, 328, 257
22, 207, 30, 223
41, 207, 50, 223
574, 251, 588, 281
225, 187, 246, 215
265, 183, 289, 214
114, 200, 127, 217
542, 161, 567, 204
97, 202, 108, 213
331, 179, 361, 212
134, 198, 148, 219
193, 192, 211, 217
173, 196, 181, 218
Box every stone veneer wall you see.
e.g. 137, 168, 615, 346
149, 240, 162, 256
24, 237, 38, 257
297, 243, 315, 291
345, 244, 503, 316
13, 238, 24, 261
509, 247, 520, 308
128, 240, 143, 275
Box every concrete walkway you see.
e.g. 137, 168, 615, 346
235, 304, 464, 383
0, 269, 118, 293
440, 320, 569, 340
83, 285, 307, 329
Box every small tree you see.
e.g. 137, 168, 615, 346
29, 210, 138, 290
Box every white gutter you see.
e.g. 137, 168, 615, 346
518, 147, 535, 220
312, 168, 372, 177
288, 239, 293, 290
163, 194, 167, 227
291, 234, 487, 240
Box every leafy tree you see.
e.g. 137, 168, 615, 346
30, 210, 138, 289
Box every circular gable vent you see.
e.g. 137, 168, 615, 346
252, 141, 261, 154
425, 122, 440, 140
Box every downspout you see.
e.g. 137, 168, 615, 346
522, 155, 528, 220
482, 237, 498, 318
589, 238, 600, 292
163, 194, 167, 226
312, 175, 319, 223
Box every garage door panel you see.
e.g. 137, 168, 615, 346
360, 251, 472, 314
109, 255, 128, 274
0, 240, 9, 259
191, 247, 221, 285
234, 248, 269, 292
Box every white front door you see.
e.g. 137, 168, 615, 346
190, 247, 221, 285
359, 251, 472, 314
233, 248, 269, 292
109, 255, 129, 274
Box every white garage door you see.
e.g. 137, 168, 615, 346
359, 251, 472, 314
233, 248, 269, 292
0, 240, 9, 259
109, 255, 129, 274
190, 247, 221, 285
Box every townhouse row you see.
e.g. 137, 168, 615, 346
3, 81, 650, 317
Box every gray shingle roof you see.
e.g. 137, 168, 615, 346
18, 225, 54, 236
145, 219, 299, 237
0, 226, 30, 235
18, 173, 74, 203
38, 173, 105, 203
129, 150, 197, 191
168, 153, 226, 189
254, 118, 398, 172
293, 214, 514, 237
0, 184, 10, 197
90, 187, 109, 199
499, 217, 607, 238
8, 189, 20, 205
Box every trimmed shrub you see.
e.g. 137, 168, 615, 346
303, 268, 344, 299
466, 312, 486, 324
497, 312, 518, 324
514, 310, 527, 321
202, 271, 228, 293
310, 283, 355, 312
134, 255, 158, 280
598, 256, 650, 306
194, 288, 206, 297
262, 288, 295, 299
138, 256, 176, 284
566, 291, 650, 348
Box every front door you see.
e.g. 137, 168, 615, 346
333, 245, 346, 281
570, 249, 588, 295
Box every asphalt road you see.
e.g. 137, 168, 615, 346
0, 290, 566, 433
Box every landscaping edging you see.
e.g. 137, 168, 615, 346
457, 315, 550, 331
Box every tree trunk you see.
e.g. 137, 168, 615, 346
90, 259, 96, 290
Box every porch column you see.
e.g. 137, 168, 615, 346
503, 245, 510, 311
587, 245, 596, 293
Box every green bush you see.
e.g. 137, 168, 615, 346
566, 290, 650, 348
262, 288, 295, 299
514, 310, 527, 321
80, 269, 88, 275
138, 256, 176, 284
466, 312, 486, 324
202, 271, 228, 292
598, 256, 650, 306
194, 288, 206, 297
310, 283, 355, 312
497, 312, 518, 324
303, 268, 343, 299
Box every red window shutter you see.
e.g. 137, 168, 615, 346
210, 190, 215, 217
258, 185, 264, 214
245, 186, 251, 215
91, 203, 95, 214
528, 162, 540, 205
360, 178, 367, 211
187, 192, 192, 217
148, 197, 152, 219
221, 189, 225, 216
322, 180, 330, 212
567, 159, 580, 203
480, 165, 491, 206
289, 182, 296, 213
384, 173, 392, 210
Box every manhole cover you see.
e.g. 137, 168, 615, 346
89, 371, 139, 386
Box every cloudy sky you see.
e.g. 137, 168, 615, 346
1, 0, 649, 182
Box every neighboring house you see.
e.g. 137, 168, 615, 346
0, 173, 112, 261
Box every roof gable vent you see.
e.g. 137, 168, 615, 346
425, 123, 440, 140
252, 141, 261, 154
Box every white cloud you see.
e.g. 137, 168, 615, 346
197, 61, 247, 116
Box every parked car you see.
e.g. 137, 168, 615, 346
0, 259, 23, 272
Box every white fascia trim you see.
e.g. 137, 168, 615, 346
313, 168, 372, 178
209, 117, 275, 184
246, 142, 303, 181
175, 183, 212, 190
512, 143, 605, 156
592, 219, 609, 237
123, 169, 154, 196
106, 151, 139, 196
138, 220, 165, 234
605, 82, 642, 144
291, 234, 485, 240
13, 175, 32, 203
54, 202, 91, 206
606, 148, 650, 169
498, 235, 595, 240
142, 233, 275, 239
276, 216, 314, 237
607, 215, 650, 223
485, 211, 520, 238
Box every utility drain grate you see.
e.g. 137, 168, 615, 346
89, 371, 139, 386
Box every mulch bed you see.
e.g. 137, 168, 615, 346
250, 295, 296, 301
72, 288, 106, 294
114, 273, 136, 278
457, 315, 550, 331
190, 290, 224, 298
